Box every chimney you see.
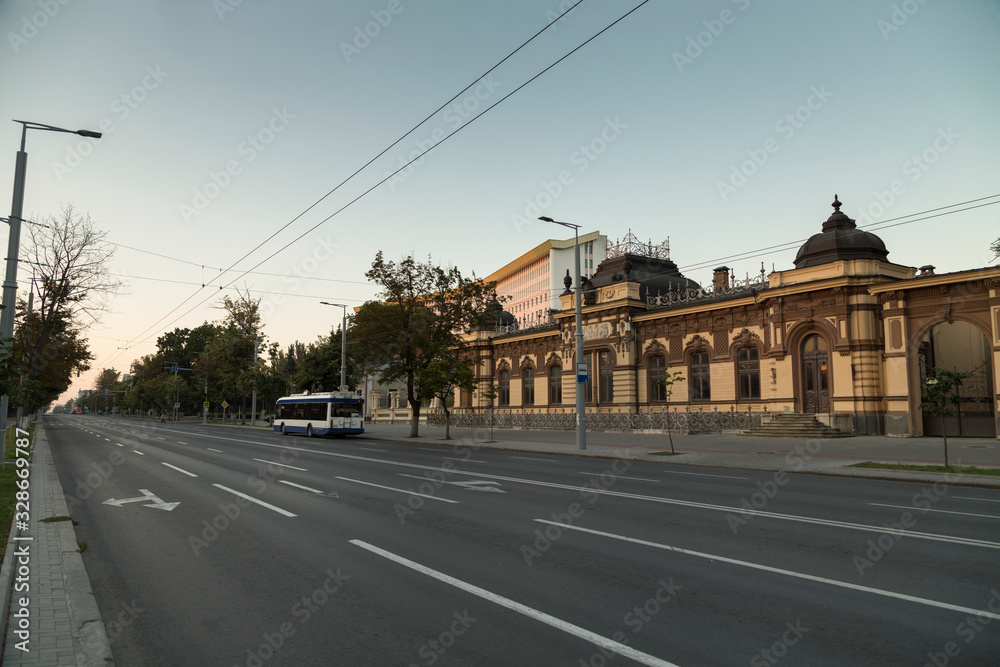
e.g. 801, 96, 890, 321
918, 265, 935, 276
713, 266, 730, 290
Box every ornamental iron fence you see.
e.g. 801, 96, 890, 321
427, 406, 762, 433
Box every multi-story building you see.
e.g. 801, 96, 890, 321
484, 231, 607, 330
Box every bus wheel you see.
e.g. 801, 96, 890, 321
280, 423, 287, 435
306, 424, 313, 438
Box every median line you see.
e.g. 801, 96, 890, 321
534, 519, 1000, 622
212, 484, 297, 517
161, 462, 198, 478
350, 539, 679, 667
335, 477, 458, 503
252, 458, 307, 471
279, 480, 323, 494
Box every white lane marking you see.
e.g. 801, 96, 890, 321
279, 480, 323, 494
335, 477, 458, 503
955, 496, 1000, 504
398, 474, 505, 493
870, 502, 999, 520
358, 447, 386, 452
157, 437, 165, 440
207, 448, 223, 453
115, 443, 124, 447
161, 462, 198, 478
252, 458, 308, 471
418, 448, 443, 452
511, 456, 558, 462
442, 456, 486, 464
350, 540, 680, 667
104, 438, 111, 442
578, 472, 660, 483
535, 519, 1000, 622
660, 470, 748, 480
212, 484, 297, 517
133, 451, 145, 456
94, 434, 101, 438
178, 441, 188, 445
177, 437, 1000, 550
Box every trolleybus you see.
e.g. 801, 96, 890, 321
273, 391, 364, 437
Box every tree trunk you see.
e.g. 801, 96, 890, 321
406, 376, 421, 437
444, 405, 451, 440
940, 413, 949, 469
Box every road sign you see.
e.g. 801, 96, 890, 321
174, 402, 180, 408
203, 401, 209, 408
222, 401, 229, 408
577, 362, 589, 383
103, 489, 179, 511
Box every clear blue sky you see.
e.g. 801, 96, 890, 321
2, 0, 999, 404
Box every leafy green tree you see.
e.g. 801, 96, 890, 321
292, 326, 355, 394
990, 237, 1000, 261
919, 368, 971, 469
417, 347, 476, 440
658, 366, 685, 454
352, 252, 496, 437
11, 205, 122, 413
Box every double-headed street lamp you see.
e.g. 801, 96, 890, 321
1, 120, 101, 446
538, 216, 586, 451
319, 302, 348, 391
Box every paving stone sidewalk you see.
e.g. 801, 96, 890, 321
0, 427, 112, 666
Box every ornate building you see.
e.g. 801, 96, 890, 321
447, 197, 999, 438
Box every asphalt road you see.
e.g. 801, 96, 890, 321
46, 415, 1000, 666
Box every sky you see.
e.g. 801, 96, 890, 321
2, 0, 999, 406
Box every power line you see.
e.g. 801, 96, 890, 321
82, 0, 605, 379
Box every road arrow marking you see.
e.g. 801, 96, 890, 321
398, 474, 505, 493
103, 488, 179, 511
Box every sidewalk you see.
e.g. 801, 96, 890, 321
361, 421, 1000, 488
0, 427, 112, 666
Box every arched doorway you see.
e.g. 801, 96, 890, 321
917, 321, 995, 437
801, 334, 830, 413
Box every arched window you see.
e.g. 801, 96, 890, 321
689, 351, 710, 401
598, 351, 614, 403
649, 356, 667, 402
737, 347, 761, 400
498, 371, 510, 406
549, 365, 562, 404
523, 368, 535, 406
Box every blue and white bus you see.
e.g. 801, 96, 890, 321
273, 391, 364, 437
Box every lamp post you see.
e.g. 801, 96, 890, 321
320, 302, 348, 391
538, 216, 586, 451
1, 120, 101, 449
194, 352, 209, 425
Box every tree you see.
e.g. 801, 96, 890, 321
658, 365, 685, 454
352, 252, 496, 437
919, 368, 971, 469
418, 347, 476, 440
292, 326, 354, 394
991, 237, 1000, 262
10, 205, 122, 413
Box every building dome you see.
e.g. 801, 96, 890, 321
794, 195, 889, 268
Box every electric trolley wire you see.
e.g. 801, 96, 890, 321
679, 194, 1000, 274
83, 0, 614, 377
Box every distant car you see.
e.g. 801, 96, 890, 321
72, 409, 83, 414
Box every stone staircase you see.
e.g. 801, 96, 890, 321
741, 412, 852, 438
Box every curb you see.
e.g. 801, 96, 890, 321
0, 425, 114, 665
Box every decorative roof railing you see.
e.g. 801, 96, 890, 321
646, 269, 768, 308
607, 229, 670, 260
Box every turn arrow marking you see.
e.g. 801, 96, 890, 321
103, 488, 180, 511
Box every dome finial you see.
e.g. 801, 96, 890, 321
832, 194, 842, 211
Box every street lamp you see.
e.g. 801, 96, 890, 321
194, 352, 209, 425
1, 120, 101, 448
319, 302, 348, 391
538, 216, 586, 451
